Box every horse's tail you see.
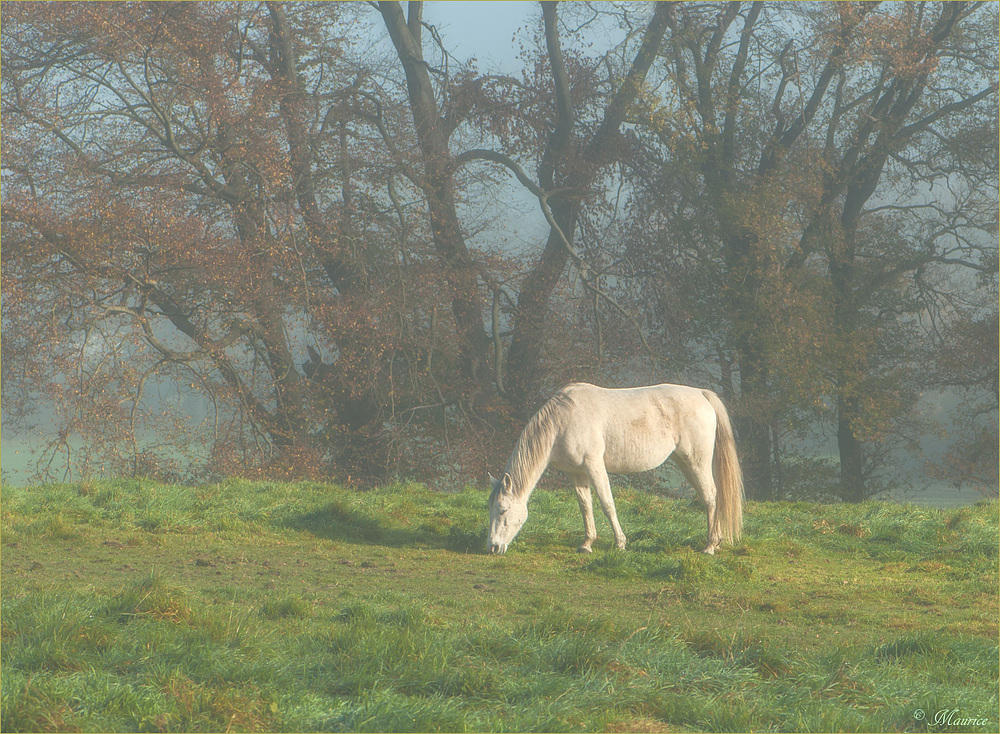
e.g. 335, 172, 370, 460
702, 390, 744, 545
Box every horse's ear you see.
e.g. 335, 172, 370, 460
487, 473, 502, 505
501, 473, 513, 493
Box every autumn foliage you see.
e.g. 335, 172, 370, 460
2, 2, 996, 499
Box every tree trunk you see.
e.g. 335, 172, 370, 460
828, 211, 868, 502
719, 222, 776, 500
255, 2, 392, 476
505, 198, 576, 411
379, 1, 493, 405
504, 1, 672, 413
837, 393, 866, 502
735, 344, 775, 501
267, 1, 360, 293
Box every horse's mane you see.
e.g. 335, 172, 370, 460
503, 389, 576, 497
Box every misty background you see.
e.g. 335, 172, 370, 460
2, 2, 997, 507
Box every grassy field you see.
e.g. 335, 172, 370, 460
1, 478, 997, 732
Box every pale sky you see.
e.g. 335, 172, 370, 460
421, 1, 537, 73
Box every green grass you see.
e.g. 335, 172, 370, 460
2, 478, 997, 732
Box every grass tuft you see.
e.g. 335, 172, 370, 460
260, 595, 310, 620
871, 632, 941, 661
102, 574, 193, 625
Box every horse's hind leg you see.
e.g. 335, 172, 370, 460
673, 454, 720, 554
586, 460, 627, 551
572, 474, 598, 553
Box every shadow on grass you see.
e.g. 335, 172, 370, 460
284, 500, 486, 554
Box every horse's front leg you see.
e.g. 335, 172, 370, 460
573, 478, 598, 553
587, 461, 627, 550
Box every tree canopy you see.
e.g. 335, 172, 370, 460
3, 1, 997, 500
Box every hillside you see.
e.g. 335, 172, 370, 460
2, 479, 997, 732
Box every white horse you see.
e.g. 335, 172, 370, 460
488, 382, 744, 555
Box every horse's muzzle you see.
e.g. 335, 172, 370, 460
489, 543, 507, 555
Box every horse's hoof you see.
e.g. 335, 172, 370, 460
701, 547, 716, 555
577, 545, 593, 554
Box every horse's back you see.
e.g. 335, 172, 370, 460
559, 382, 714, 422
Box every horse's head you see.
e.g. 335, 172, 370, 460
487, 472, 527, 554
